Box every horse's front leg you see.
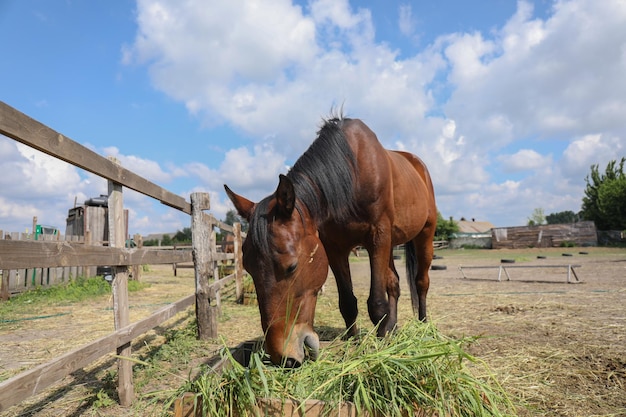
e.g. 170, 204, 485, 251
327, 247, 359, 337
366, 235, 399, 336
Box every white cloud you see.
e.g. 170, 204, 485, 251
443, 32, 496, 86
498, 149, 552, 172
124, 0, 443, 154
124, 0, 317, 122
184, 144, 287, 204
561, 133, 625, 179
310, 0, 372, 31
0, 137, 96, 232
121, 0, 622, 229
398, 4, 415, 38
5, 0, 626, 234
101, 146, 180, 184
0, 196, 39, 231
444, 0, 626, 146
13, 143, 83, 197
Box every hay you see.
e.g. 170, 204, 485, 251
189, 321, 515, 417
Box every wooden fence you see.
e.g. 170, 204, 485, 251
491, 221, 598, 249
0, 101, 245, 412
0, 231, 85, 298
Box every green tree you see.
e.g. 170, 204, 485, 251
173, 227, 192, 243
224, 209, 248, 233
596, 177, 626, 229
435, 212, 459, 240
581, 158, 626, 230
161, 234, 173, 246
546, 210, 578, 224
527, 208, 546, 226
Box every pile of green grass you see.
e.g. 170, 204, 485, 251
186, 321, 515, 417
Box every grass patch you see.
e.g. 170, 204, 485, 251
185, 321, 515, 417
0, 276, 149, 319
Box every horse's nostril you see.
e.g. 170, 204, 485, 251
281, 357, 301, 368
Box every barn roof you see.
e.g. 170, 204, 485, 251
143, 232, 177, 242
457, 220, 495, 234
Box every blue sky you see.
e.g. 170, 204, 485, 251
1, 0, 625, 236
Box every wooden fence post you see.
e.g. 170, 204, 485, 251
233, 223, 244, 304
132, 233, 143, 282
211, 229, 221, 311
0, 231, 8, 301
108, 170, 134, 406
190, 192, 218, 340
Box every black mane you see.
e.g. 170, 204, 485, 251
248, 116, 359, 256
287, 116, 358, 223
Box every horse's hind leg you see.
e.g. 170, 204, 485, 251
408, 230, 434, 321
386, 251, 401, 329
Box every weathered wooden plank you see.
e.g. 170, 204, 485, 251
208, 272, 237, 291
491, 221, 597, 249
1, 232, 7, 300
107, 178, 134, 406
191, 192, 217, 340
0, 101, 191, 214
0, 240, 192, 269
233, 222, 244, 303
0, 271, 8, 301
132, 234, 143, 281
0, 294, 194, 412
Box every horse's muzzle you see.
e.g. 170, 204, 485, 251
304, 332, 320, 360
269, 325, 319, 367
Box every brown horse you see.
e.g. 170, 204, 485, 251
225, 115, 437, 367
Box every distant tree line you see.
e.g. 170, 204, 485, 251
435, 212, 459, 240
528, 158, 626, 230
143, 227, 193, 246
527, 157, 625, 230
581, 158, 626, 230
143, 210, 249, 247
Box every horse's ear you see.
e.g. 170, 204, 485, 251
275, 174, 295, 218
224, 184, 255, 221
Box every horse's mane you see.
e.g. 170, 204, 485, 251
248, 114, 359, 256
287, 115, 358, 223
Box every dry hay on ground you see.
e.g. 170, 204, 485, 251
415, 248, 626, 417
1, 248, 625, 416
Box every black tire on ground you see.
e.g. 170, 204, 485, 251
562, 253, 573, 257
501, 259, 515, 263
537, 255, 547, 259
430, 265, 447, 270
579, 251, 589, 255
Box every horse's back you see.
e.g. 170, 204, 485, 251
389, 150, 436, 204
340, 119, 433, 195
338, 119, 436, 245
386, 150, 437, 244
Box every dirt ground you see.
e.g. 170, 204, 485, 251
1, 247, 625, 416
408, 248, 625, 417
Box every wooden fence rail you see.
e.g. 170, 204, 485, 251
0, 101, 190, 214
0, 101, 245, 411
0, 232, 86, 298
0, 294, 195, 411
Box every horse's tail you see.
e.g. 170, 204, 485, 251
404, 240, 420, 316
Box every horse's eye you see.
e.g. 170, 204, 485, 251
286, 263, 298, 276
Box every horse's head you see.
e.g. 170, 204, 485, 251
224, 174, 328, 367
